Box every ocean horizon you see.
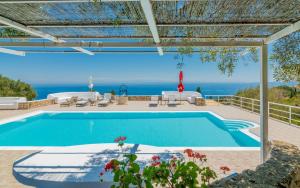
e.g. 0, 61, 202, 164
32, 82, 293, 100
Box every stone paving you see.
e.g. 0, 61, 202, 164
0, 101, 299, 187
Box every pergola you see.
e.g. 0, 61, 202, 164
0, 0, 299, 162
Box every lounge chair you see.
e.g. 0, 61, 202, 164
149, 96, 159, 107
168, 95, 177, 106
60, 99, 72, 107
70, 96, 78, 104
76, 100, 88, 107
187, 96, 196, 104
88, 98, 97, 106
98, 99, 109, 107
104, 93, 112, 103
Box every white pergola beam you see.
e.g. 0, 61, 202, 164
260, 44, 269, 163
265, 20, 300, 44
0, 47, 25, 56
0, 41, 264, 47
0, 15, 94, 55
0, 0, 234, 2
0, 22, 286, 28
0, 0, 176, 3
140, 0, 163, 56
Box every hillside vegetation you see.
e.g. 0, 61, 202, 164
0, 75, 36, 100
236, 86, 300, 106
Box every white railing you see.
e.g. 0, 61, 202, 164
205, 95, 300, 126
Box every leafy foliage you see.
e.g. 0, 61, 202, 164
110, 90, 116, 96
196, 86, 202, 93
199, 47, 259, 76
0, 28, 26, 37
0, 75, 36, 100
100, 137, 219, 188
270, 32, 300, 83
236, 86, 300, 106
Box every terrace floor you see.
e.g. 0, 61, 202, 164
0, 101, 299, 187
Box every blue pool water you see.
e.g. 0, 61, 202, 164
0, 112, 259, 147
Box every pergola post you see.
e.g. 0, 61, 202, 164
260, 44, 269, 163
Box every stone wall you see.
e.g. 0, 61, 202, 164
127, 96, 162, 101
210, 141, 300, 188
18, 99, 55, 110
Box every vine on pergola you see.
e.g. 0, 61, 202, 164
270, 32, 300, 84
160, 28, 259, 75
0, 28, 26, 38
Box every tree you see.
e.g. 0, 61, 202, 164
0, 75, 37, 100
270, 32, 300, 83
196, 86, 202, 93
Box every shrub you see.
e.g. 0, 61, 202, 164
0, 75, 36, 100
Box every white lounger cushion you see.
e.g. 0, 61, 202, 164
76, 100, 88, 106
167, 95, 177, 106
162, 91, 202, 101
187, 96, 196, 104
47, 92, 101, 104
98, 99, 109, 106
148, 96, 159, 106
0, 97, 27, 110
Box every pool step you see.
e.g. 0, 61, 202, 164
223, 121, 252, 131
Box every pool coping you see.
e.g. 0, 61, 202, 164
0, 110, 260, 151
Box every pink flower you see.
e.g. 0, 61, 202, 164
195, 152, 207, 161
114, 136, 127, 143
184, 149, 193, 155
104, 160, 118, 172
151, 161, 161, 167
152, 155, 160, 161
220, 166, 230, 174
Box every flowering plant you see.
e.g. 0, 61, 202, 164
220, 166, 231, 174
100, 154, 143, 188
100, 139, 223, 188
114, 136, 126, 148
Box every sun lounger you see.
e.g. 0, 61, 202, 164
98, 99, 109, 107
104, 93, 112, 103
168, 95, 177, 106
60, 99, 72, 107
149, 96, 159, 107
76, 100, 88, 107
88, 98, 97, 106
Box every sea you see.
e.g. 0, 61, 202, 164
32, 82, 291, 100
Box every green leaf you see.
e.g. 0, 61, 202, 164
131, 163, 140, 173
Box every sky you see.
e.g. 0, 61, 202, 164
0, 46, 276, 85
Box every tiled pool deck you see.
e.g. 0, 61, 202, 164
0, 101, 299, 187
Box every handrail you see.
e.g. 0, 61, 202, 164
205, 95, 300, 126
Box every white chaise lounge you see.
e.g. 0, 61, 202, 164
167, 95, 177, 106
76, 100, 88, 107
0, 97, 27, 110
162, 91, 202, 104
149, 96, 159, 106
47, 92, 100, 104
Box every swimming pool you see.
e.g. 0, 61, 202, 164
0, 112, 259, 147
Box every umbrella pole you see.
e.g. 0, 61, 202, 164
180, 93, 181, 104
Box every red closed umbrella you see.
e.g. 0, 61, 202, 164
178, 82, 184, 93
178, 71, 184, 93
179, 71, 183, 82
178, 71, 184, 104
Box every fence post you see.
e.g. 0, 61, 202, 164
289, 106, 292, 124
240, 97, 243, 108
218, 96, 220, 103
252, 99, 254, 112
